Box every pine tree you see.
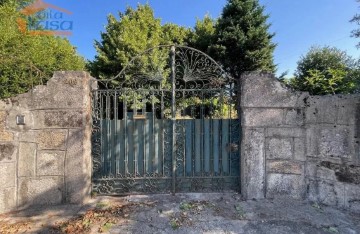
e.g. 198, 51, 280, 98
213, 0, 276, 79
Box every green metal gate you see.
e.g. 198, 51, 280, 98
91, 45, 240, 195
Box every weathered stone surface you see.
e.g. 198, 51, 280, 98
241, 128, 265, 199
267, 160, 304, 175
242, 108, 283, 127
30, 72, 90, 110
266, 138, 293, 159
0, 111, 13, 141
345, 184, 360, 212
0, 187, 16, 212
65, 129, 91, 203
307, 179, 345, 207
37, 130, 67, 150
18, 143, 36, 177
18, 177, 64, 206
294, 138, 306, 161
32, 110, 84, 129
284, 109, 304, 126
319, 128, 351, 158
37, 151, 65, 176
305, 96, 337, 124
0, 163, 16, 188
267, 173, 305, 199
305, 162, 337, 181
266, 128, 304, 138
0, 131, 13, 141
319, 161, 360, 184
336, 100, 358, 125
240, 72, 308, 108
0, 143, 16, 162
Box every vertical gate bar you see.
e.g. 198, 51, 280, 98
209, 91, 213, 177
204, 119, 210, 173
213, 120, 219, 175
143, 111, 146, 177
111, 94, 116, 175
170, 45, 176, 194
160, 91, 165, 176
222, 120, 229, 175
229, 84, 233, 176
133, 94, 137, 177
200, 90, 204, 177
99, 92, 104, 175
185, 121, 192, 176
154, 118, 159, 173
124, 95, 128, 176
182, 91, 186, 178
115, 92, 119, 176
195, 120, 201, 174
106, 93, 111, 175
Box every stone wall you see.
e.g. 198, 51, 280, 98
240, 72, 360, 211
0, 71, 92, 213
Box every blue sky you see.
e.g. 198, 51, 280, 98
46, 0, 359, 77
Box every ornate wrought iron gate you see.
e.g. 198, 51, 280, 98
91, 45, 240, 195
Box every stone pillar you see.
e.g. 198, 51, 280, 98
0, 71, 92, 213
239, 72, 308, 200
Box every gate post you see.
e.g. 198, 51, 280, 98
170, 45, 176, 194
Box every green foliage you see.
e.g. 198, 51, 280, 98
0, 0, 85, 99
351, 0, 360, 48
87, 4, 189, 79
211, 0, 276, 78
187, 15, 216, 54
288, 46, 360, 95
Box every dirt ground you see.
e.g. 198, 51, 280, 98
0, 193, 359, 234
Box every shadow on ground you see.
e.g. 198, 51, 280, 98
1, 193, 360, 234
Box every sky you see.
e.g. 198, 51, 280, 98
44, 0, 359, 77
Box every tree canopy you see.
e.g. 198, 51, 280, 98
87, 4, 190, 79
286, 46, 360, 95
211, 0, 276, 79
0, 0, 85, 99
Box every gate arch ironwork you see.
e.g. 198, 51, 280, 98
91, 45, 240, 195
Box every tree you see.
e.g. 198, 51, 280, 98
351, 0, 360, 48
0, 0, 85, 99
211, 0, 276, 79
287, 46, 360, 95
88, 4, 189, 79
187, 15, 216, 54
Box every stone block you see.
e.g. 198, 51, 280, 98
0, 187, 16, 213
37, 151, 65, 176
241, 128, 265, 199
0, 131, 14, 142
266, 138, 293, 159
267, 160, 304, 175
33, 110, 84, 129
319, 127, 351, 158
345, 184, 360, 212
284, 108, 304, 126
36, 130, 67, 150
294, 138, 306, 161
336, 97, 360, 125
18, 143, 36, 177
240, 72, 308, 108
29, 72, 90, 110
305, 96, 337, 124
242, 108, 283, 127
65, 129, 91, 203
18, 177, 64, 206
0, 163, 16, 188
266, 127, 305, 138
0, 143, 16, 162
307, 179, 345, 207
266, 173, 305, 199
